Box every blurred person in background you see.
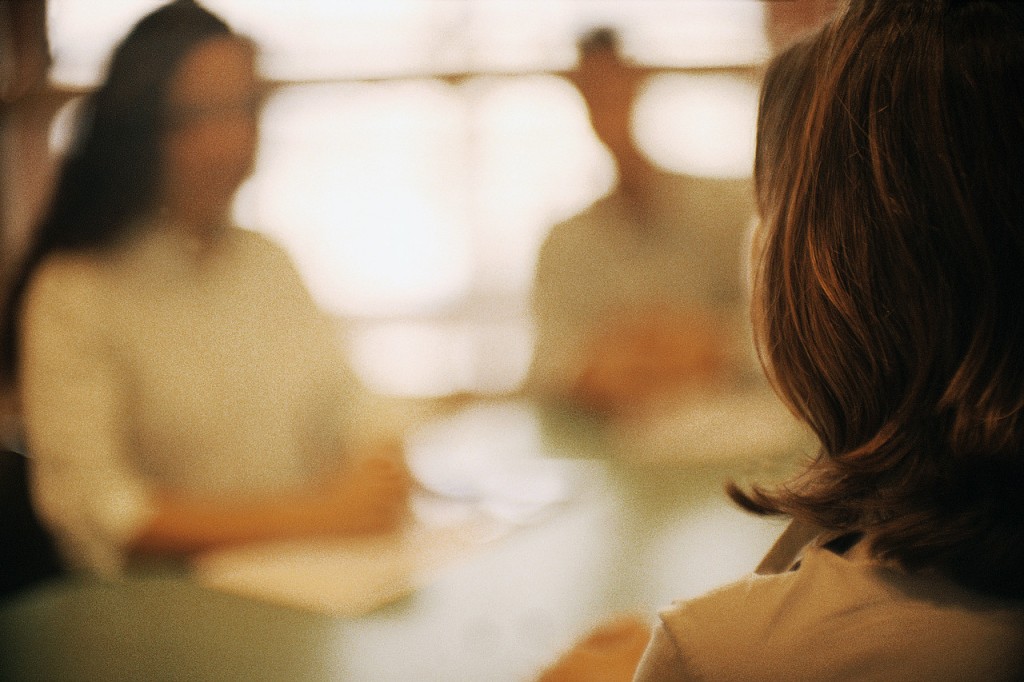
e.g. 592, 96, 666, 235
526, 27, 756, 421
0, 0, 410, 578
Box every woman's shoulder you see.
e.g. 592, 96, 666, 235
226, 226, 285, 253
26, 251, 110, 302
19, 251, 122, 340
221, 227, 317, 307
665, 538, 1024, 626
223, 227, 298, 271
657, 542, 1024, 680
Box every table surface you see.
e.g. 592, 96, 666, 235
0, 398, 805, 682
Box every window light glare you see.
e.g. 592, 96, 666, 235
632, 73, 759, 179
237, 81, 473, 318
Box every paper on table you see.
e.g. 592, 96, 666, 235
194, 401, 577, 617
193, 481, 575, 616
192, 497, 515, 617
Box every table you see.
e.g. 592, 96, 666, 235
0, 398, 805, 681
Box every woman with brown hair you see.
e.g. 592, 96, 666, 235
639, 0, 1024, 677
542, 0, 1024, 679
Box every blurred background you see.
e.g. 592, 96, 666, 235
0, 5, 842, 677
1, 0, 836, 403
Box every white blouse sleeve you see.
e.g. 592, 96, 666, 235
19, 257, 156, 576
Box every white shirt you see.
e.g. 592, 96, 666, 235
19, 221, 364, 575
528, 172, 755, 393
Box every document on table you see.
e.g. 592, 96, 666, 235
192, 495, 515, 617
194, 401, 578, 616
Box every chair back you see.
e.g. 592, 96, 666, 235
0, 448, 63, 600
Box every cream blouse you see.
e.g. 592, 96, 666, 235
19, 221, 363, 575
634, 527, 1024, 681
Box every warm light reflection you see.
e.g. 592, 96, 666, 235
224, 0, 467, 80
633, 73, 760, 179
611, 0, 767, 66
235, 81, 473, 317
468, 75, 613, 295
46, 0, 771, 397
346, 321, 532, 396
46, 0, 164, 85
47, 96, 83, 154
233, 75, 609, 395
46, 0, 768, 86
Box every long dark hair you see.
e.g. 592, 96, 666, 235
731, 0, 1024, 599
1, 0, 233, 383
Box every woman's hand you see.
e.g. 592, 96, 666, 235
537, 614, 652, 682
130, 445, 414, 556
573, 307, 732, 419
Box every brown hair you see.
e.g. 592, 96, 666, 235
2, 0, 237, 384
731, 0, 1024, 599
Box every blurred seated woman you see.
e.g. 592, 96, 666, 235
541, 0, 1024, 679
0, 0, 410, 577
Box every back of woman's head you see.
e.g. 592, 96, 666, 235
1, 1, 233, 382
737, 0, 1024, 598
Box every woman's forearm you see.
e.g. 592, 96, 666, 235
128, 488, 330, 556
128, 454, 412, 557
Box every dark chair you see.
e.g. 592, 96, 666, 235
0, 448, 63, 600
